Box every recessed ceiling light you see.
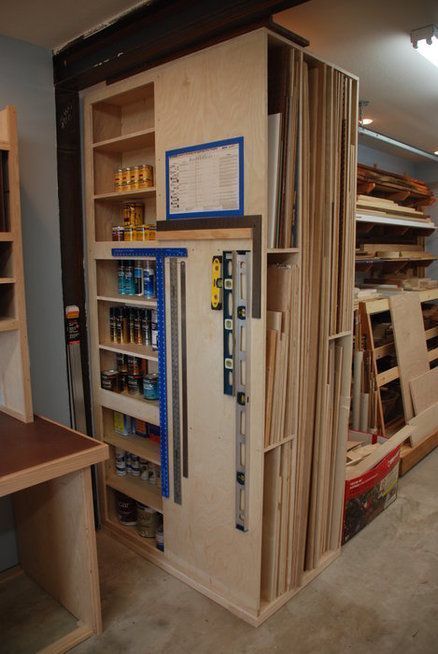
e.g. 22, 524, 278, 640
411, 25, 438, 68
361, 118, 373, 126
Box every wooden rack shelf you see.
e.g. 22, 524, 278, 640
0, 232, 13, 242
93, 128, 155, 153
104, 431, 161, 465
0, 277, 15, 284
97, 294, 156, 307
99, 341, 158, 361
106, 473, 163, 513
356, 212, 436, 233
98, 387, 159, 425
94, 188, 156, 202
0, 318, 18, 332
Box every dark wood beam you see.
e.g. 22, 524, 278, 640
53, 0, 309, 89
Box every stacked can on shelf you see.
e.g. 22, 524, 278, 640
117, 260, 156, 299
114, 165, 154, 192
109, 306, 154, 349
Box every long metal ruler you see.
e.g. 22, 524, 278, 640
112, 246, 187, 499
169, 258, 182, 504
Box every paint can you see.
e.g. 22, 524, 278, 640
155, 517, 164, 551
135, 419, 148, 437
115, 448, 126, 476
143, 373, 159, 401
112, 226, 125, 241
136, 503, 158, 538
114, 411, 132, 436
129, 454, 141, 477
114, 168, 123, 192
101, 369, 121, 393
127, 374, 143, 395
115, 492, 137, 525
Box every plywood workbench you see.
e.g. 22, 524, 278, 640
0, 411, 108, 653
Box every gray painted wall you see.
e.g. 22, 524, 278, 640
0, 34, 69, 571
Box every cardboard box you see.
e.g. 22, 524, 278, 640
342, 432, 401, 545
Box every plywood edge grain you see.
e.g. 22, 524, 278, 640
0, 443, 108, 497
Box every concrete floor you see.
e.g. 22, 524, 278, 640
73, 450, 438, 654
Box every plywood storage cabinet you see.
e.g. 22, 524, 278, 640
83, 28, 357, 625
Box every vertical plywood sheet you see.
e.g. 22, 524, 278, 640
390, 293, 429, 421
14, 469, 102, 632
154, 32, 267, 614
163, 239, 264, 613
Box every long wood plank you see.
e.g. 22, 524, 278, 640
389, 294, 429, 421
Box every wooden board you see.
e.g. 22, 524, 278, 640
400, 429, 438, 476
410, 368, 438, 416
14, 468, 102, 634
389, 293, 429, 421
407, 404, 438, 447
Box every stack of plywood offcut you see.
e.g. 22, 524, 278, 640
356, 195, 435, 225
262, 54, 357, 603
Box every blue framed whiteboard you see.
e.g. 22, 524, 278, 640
166, 136, 244, 219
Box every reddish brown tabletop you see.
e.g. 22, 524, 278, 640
0, 412, 108, 496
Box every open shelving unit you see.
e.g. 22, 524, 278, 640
83, 29, 357, 626
0, 106, 32, 422
84, 81, 163, 553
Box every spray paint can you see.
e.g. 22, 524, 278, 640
134, 261, 144, 296
151, 309, 158, 351
118, 261, 125, 295
143, 261, 155, 299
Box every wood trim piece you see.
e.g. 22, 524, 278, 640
400, 430, 438, 476
37, 624, 94, 654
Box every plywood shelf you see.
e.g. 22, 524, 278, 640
356, 212, 436, 232
98, 387, 159, 425
0, 318, 19, 332
106, 472, 163, 513
0, 232, 13, 242
94, 188, 156, 202
267, 248, 300, 254
93, 128, 155, 153
99, 341, 158, 362
97, 294, 157, 308
104, 431, 161, 465
0, 277, 15, 284
103, 517, 163, 558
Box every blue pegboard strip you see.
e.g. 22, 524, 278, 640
112, 246, 188, 498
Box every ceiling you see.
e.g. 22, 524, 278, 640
0, 0, 148, 51
275, 0, 438, 153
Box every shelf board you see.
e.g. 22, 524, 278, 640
0, 277, 15, 284
97, 294, 157, 308
356, 256, 436, 265
356, 212, 436, 232
99, 341, 158, 362
104, 517, 163, 557
0, 232, 13, 242
104, 431, 161, 465
98, 387, 159, 425
0, 318, 19, 333
93, 128, 155, 153
106, 472, 163, 513
94, 187, 156, 202
94, 241, 157, 260
267, 248, 299, 254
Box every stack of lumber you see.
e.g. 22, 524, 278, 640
265, 263, 300, 448
267, 47, 300, 249
299, 61, 356, 574
357, 164, 436, 210
262, 54, 357, 602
